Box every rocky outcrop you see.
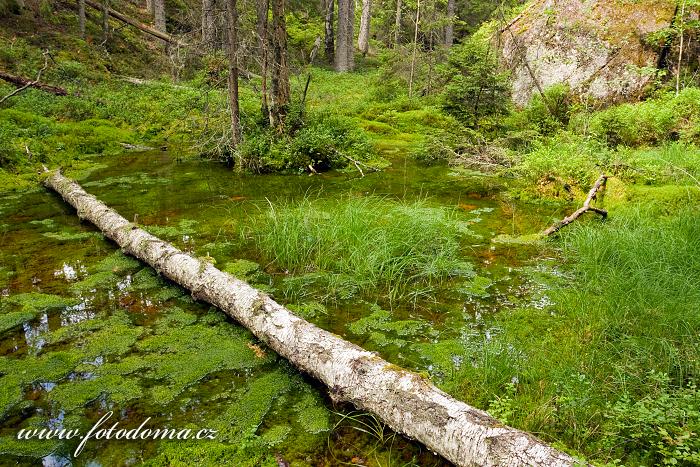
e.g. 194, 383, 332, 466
500, 0, 677, 106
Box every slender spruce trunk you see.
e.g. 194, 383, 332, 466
225, 0, 241, 147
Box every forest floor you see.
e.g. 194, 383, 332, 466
2, 9, 700, 466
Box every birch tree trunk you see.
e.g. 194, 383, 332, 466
335, 0, 354, 72
270, 0, 290, 130
146, 0, 153, 16
225, 0, 241, 147
202, 0, 216, 49
84, 0, 176, 43
445, 0, 454, 47
43, 169, 582, 467
324, 0, 335, 63
79, 0, 86, 37
358, 0, 371, 55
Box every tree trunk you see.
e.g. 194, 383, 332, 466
358, 0, 371, 55
154, 0, 166, 34
225, 0, 241, 147
394, 0, 401, 46
146, 0, 153, 16
202, 0, 216, 48
445, 0, 454, 47
256, 0, 271, 124
78, 0, 86, 37
84, 0, 176, 43
335, 0, 354, 72
270, 0, 290, 130
0, 70, 68, 97
324, 0, 334, 63
408, 0, 420, 97
102, 0, 110, 40
43, 169, 582, 467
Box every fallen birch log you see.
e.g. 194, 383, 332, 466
83, 0, 180, 44
43, 169, 580, 467
543, 174, 609, 236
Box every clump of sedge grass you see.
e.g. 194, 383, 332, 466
251, 196, 474, 303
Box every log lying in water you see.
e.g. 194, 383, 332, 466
543, 174, 609, 236
43, 169, 580, 467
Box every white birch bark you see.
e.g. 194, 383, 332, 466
43, 170, 583, 467
358, 0, 371, 55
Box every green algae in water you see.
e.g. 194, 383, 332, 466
130, 268, 184, 301
144, 219, 199, 238
145, 370, 294, 467
29, 218, 57, 228
223, 259, 261, 281
0, 351, 81, 418
42, 231, 100, 241
293, 392, 331, 435
5, 292, 79, 313
0, 310, 35, 334
287, 301, 327, 320
69, 270, 121, 293
347, 304, 437, 349
457, 275, 495, 299
48, 374, 143, 411
0, 435, 61, 459
93, 250, 141, 273
82, 173, 167, 188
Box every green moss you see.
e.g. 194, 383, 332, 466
0, 310, 35, 334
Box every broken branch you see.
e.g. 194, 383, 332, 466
542, 174, 609, 236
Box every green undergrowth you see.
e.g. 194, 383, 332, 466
250, 196, 476, 303
424, 206, 700, 464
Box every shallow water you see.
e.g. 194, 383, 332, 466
0, 152, 563, 466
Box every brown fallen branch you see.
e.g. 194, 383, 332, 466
43, 168, 581, 467
83, 0, 181, 45
543, 174, 609, 236
334, 150, 380, 178
0, 51, 67, 104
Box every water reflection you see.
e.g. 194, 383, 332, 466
23, 312, 49, 353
